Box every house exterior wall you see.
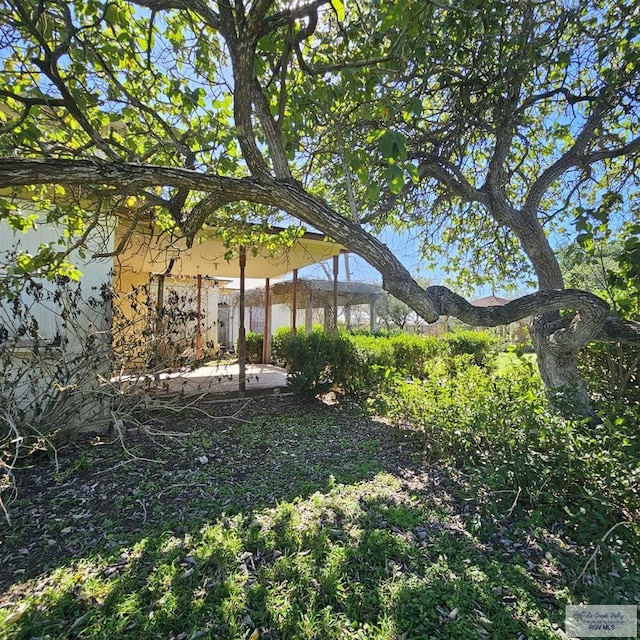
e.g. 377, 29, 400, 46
148, 276, 220, 360
112, 268, 151, 369
271, 303, 291, 334
0, 215, 115, 431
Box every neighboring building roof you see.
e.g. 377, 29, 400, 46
470, 295, 510, 308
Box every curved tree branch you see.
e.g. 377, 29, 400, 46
1, 157, 638, 352
424, 285, 608, 329
582, 135, 640, 164
258, 0, 329, 38
414, 153, 487, 204
0, 89, 66, 108
0, 157, 270, 197
524, 102, 609, 214
131, 0, 221, 29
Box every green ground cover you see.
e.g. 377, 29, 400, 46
1, 386, 638, 639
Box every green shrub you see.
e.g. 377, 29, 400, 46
347, 327, 401, 338
244, 331, 263, 363
278, 331, 357, 397
345, 333, 395, 391
375, 357, 640, 548
271, 324, 325, 363
389, 333, 443, 377
579, 341, 640, 409
277, 328, 506, 397
441, 329, 500, 366
271, 326, 292, 363
343, 329, 501, 391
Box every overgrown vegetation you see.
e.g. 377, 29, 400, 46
273, 329, 357, 397
0, 276, 112, 517
274, 328, 640, 582
0, 275, 225, 521
563, 228, 640, 413
579, 341, 640, 409
1, 269, 636, 639
3, 0, 639, 418
376, 354, 639, 551
275, 328, 500, 396
244, 331, 264, 364
1, 395, 637, 640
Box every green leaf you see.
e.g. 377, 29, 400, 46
386, 165, 404, 194
356, 165, 369, 184
379, 132, 395, 159
378, 131, 406, 160
405, 163, 420, 184
330, 0, 345, 22
365, 182, 380, 203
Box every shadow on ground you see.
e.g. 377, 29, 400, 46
0, 396, 635, 639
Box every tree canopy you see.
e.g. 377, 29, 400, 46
1, 0, 639, 414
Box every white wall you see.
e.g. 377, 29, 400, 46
148, 276, 221, 356
0, 214, 115, 430
0, 216, 115, 346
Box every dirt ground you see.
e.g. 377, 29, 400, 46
1, 395, 436, 592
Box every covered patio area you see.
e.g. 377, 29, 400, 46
271, 278, 386, 335
114, 221, 345, 394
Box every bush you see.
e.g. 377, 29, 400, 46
243, 331, 263, 364
441, 329, 501, 366
389, 333, 443, 377
271, 324, 325, 364
375, 357, 640, 549
346, 333, 395, 391
579, 341, 640, 409
278, 331, 358, 397
278, 328, 505, 398
270, 326, 291, 363
347, 327, 401, 338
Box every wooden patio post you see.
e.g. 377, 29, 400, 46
333, 254, 339, 335
196, 274, 203, 361
155, 274, 165, 338
238, 247, 247, 393
262, 278, 270, 364
291, 269, 298, 337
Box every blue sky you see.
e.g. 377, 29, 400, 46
290, 227, 507, 300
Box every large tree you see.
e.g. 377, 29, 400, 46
0, 0, 639, 415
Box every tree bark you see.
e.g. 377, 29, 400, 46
530, 316, 594, 417
0, 158, 637, 416
508, 208, 602, 416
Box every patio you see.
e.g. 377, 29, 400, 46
115, 362, 290, 398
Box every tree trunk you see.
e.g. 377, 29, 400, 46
530, 313, 594, 418
510, 214, 596, 417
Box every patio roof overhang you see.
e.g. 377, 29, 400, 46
116, 223, 344, 279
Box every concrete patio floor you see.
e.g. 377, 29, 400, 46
115, 362, 290, 397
